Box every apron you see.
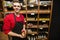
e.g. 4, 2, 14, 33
10, 14, 28, 40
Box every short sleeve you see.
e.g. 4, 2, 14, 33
3, 15, 11, 34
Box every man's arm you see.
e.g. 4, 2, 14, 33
21, 24, 27, 37
8, 31, 23, 38
3, 15, 23, 38
21, 15, 27, 37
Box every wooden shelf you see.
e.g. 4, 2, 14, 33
26, 18, 50, 21
39, 25, 48, 28
26, 24, 48, 28
0, 18, 3, 21
1, 18, 50, 22
45, 32, 48, 34
1, 0, 53, 40
5, 10, 51, 13
26, 1, 52, 6
39, 1, 52, 6
27, 4, 38, 7
39, 10, 51, 13
27, 25, 38, 28
4, 10, 26, 14
27, 31, 38, 35
27, 18, 37, 21
27, 10, 51, 13
39, 18, 50, 21
39, 32, 48, 34
36, 37, 48, 40
27, 4, 51, 7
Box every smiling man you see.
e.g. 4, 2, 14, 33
3, 1, 28, 40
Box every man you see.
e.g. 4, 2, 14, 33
3, 1, 28, 40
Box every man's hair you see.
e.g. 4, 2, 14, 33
12, 1, 21, 6
12, 1, 20, 3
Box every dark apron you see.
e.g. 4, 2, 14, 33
10, 14, 28, 40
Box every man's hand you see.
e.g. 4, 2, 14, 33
8, 31, 25, 38
19, 34, 25, 38
21, 29, 27, 38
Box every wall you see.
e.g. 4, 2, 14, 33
49, 0, 60, 40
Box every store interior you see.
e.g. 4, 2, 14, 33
0, 0, 60, 40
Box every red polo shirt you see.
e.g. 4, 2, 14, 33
3, 13, 25, 34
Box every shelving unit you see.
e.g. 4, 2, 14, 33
0, 0, 4, 32
0, 0, 53, 40
0, 0, 3, 18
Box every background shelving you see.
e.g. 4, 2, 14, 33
0, 0, 53, 40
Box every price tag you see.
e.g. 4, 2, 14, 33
42, 21, 46, 23
31, 13, 35, 15
44, 5, 47, 6
40, 28, 43, 29
30, 4, 34, 7
22, 5, 26, 7
32, 34, 35, 35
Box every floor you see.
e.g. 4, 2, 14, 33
0, 31, 8, 40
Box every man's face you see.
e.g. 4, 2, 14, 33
13, 2, 21, 13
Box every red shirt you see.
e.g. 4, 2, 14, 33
3, 13, 25, 34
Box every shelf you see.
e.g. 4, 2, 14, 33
39, 1, 52, 6
26, 24, 48, 28
0, 18, 50, 22
26, 1, 52, 6
39, 18, 50, 21
27, 25, 38, 28
0, 18, 3, 21
26, 18, 50, 21
36, 37, 48, 40
27, 4, 38, 7
27, 10, 51, 13
39, 10, 51, 13
45, 32, 48, 34
4, 10, 26, 14
27, 31, 38, 35
1, 0, 53, 40
27, 18, 37, 21
38, 32, 48, 34
39, 25, 48, 28
5, 10, 51, 13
